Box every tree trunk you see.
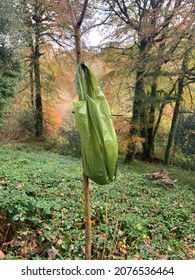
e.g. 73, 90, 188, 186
153, 102, 165, 141
29, 43, 34, 108
140, 108, 148, 159
142, 82, 158, 160
164, 76, 184, 164
74, 25, 82, 65
125, 69, 145, 162
34, 35, 43, 137
125, 39, 147, 162
30, 63, 34, 107
164, 50, 189, 164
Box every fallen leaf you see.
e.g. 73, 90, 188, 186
100, 232, 106, 240
159, 255, 168, 260
68, 244, 74, 252
108, 254, 116, 260
0, 250, 5, 260
91, 220, 97, 226
119, 247, 129, 255
167, 246, 173, 252
36, 230, 43, 236
47, 246, 59, 260
56, 238, 62, 245
133, 254, 142, 260
81, 246, 85, 254
118, 229, 125, 237
133, 206, 139, 212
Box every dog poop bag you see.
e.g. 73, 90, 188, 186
74, 63, 118, 185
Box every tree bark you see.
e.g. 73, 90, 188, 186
164, 76, 184, 164
125, 40, 147, 162
29, 42, 35, 108
74, 26, 82, 65
34, 24, 43, 137
142, 81, 158, 160
30, 63, 34, 108
125, 71, 146, 162
164, 52, 188, 164
153, 103, 165, 141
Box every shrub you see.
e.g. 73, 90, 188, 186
16, 108, 35, 136
175, 111, 195, 155
174, 110, 195, 170
43, 135, 66, 152
59, 128, 81, 158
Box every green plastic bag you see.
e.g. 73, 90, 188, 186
74, 63, 118, 185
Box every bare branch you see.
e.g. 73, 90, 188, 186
65, 0, 77, 26
77, 0, 89, 28
81, 14, 111, 35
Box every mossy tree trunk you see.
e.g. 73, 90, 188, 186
125, 40, 147, 162
34, 18, 43, 137
164, 50, 190, 164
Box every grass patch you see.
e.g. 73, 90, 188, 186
0, 142, 194, 260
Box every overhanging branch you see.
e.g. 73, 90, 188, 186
77, 0, 89, 28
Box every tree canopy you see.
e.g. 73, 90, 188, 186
0, 0, 194, 165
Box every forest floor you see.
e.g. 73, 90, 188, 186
0, 142, 195, 260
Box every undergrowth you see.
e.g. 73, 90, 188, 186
0, 142, 194, 260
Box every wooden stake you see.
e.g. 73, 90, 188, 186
83, 167, 91, 260
66, 0, 91, 260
